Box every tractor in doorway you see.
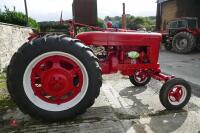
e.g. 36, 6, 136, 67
7, 20, 191, 121
162, 17, 200, 53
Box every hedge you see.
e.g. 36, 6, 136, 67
0, 7, 39, 31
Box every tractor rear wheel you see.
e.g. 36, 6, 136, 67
159, 78, 191, 110
172, 32, 196, 54
7, 35, 102, 121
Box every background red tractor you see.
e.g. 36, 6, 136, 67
162, 17, 200, 53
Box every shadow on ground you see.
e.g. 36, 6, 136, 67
0, 79, 196, 132
119, 85, 188, 133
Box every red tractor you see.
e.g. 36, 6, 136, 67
7, 20, 191, 121
163, 17, 200, 53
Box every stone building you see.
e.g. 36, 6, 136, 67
156, 0, 200, 31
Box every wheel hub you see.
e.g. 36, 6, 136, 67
177, 38, 188, 50
134, 70, 148, 83
42, 69, 71, 97
168, 86, 184, 103
31, 55, 83, 104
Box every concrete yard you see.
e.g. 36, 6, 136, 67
0, 50, 200, 133
159, 49, 200, 86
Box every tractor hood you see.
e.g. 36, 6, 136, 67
76, 31, 162, 46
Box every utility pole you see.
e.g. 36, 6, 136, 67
60, 10, 64, 24
122, 3, 126, 29
24, 0, 29, 26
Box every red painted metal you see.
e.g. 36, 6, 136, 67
28, 33, 39, 42
76, 32, 108, 45
150, 72, 175, 82
134, 70, 149, 83
168, 86, 183, 102
31, 55, 83, 105
107, 21, 113, 28
76, 30, 163, 78
66, 20, 136, 38
76, 32, 161, 46
28, 19, 176, 83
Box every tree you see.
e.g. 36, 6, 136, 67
104, 15, 156, 31
126, 16, 136, 29
97, 18, 106, 28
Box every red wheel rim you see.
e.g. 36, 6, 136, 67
134, 70, 148, 83
31, 55, 83, 105
168, 85, 186, 105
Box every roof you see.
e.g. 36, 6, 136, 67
157, 0, 168, 3
170, 17, 198, 21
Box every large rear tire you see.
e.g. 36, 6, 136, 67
7, 35, 102, 121
172, 32, 196, 54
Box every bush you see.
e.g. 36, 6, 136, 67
104, 15, 156, 31
0, 6, 39, 31
97, 18, 106, 28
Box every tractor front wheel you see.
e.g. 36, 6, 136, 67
7, 35, 102, 121
129, 70, 151, 86
159, 78, 191, 110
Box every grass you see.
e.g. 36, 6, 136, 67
0, 82, 6, 89
0, 72, 6, 90
0, 72, 16, 110
0, 73, 6, 81
0, 95, 16, 109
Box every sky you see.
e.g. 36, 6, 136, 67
0, 0, 157, 22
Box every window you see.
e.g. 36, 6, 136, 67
188, 19, 198, 29
178, 20, 187, 28
169, 21, 178, 29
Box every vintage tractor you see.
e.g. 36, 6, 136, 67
6, 20, 191, 121
162, 17, 200, 53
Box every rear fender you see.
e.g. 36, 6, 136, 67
28, 32, 39, 42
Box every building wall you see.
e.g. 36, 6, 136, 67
0, 23, 32, 71
161, 0, 177, 31
176, 0, 200, 25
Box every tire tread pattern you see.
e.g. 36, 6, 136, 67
172, 32, 196, 54
7, 35, 102, 121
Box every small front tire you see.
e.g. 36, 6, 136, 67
159, 78, 191, 110
129, 70, 151, 86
